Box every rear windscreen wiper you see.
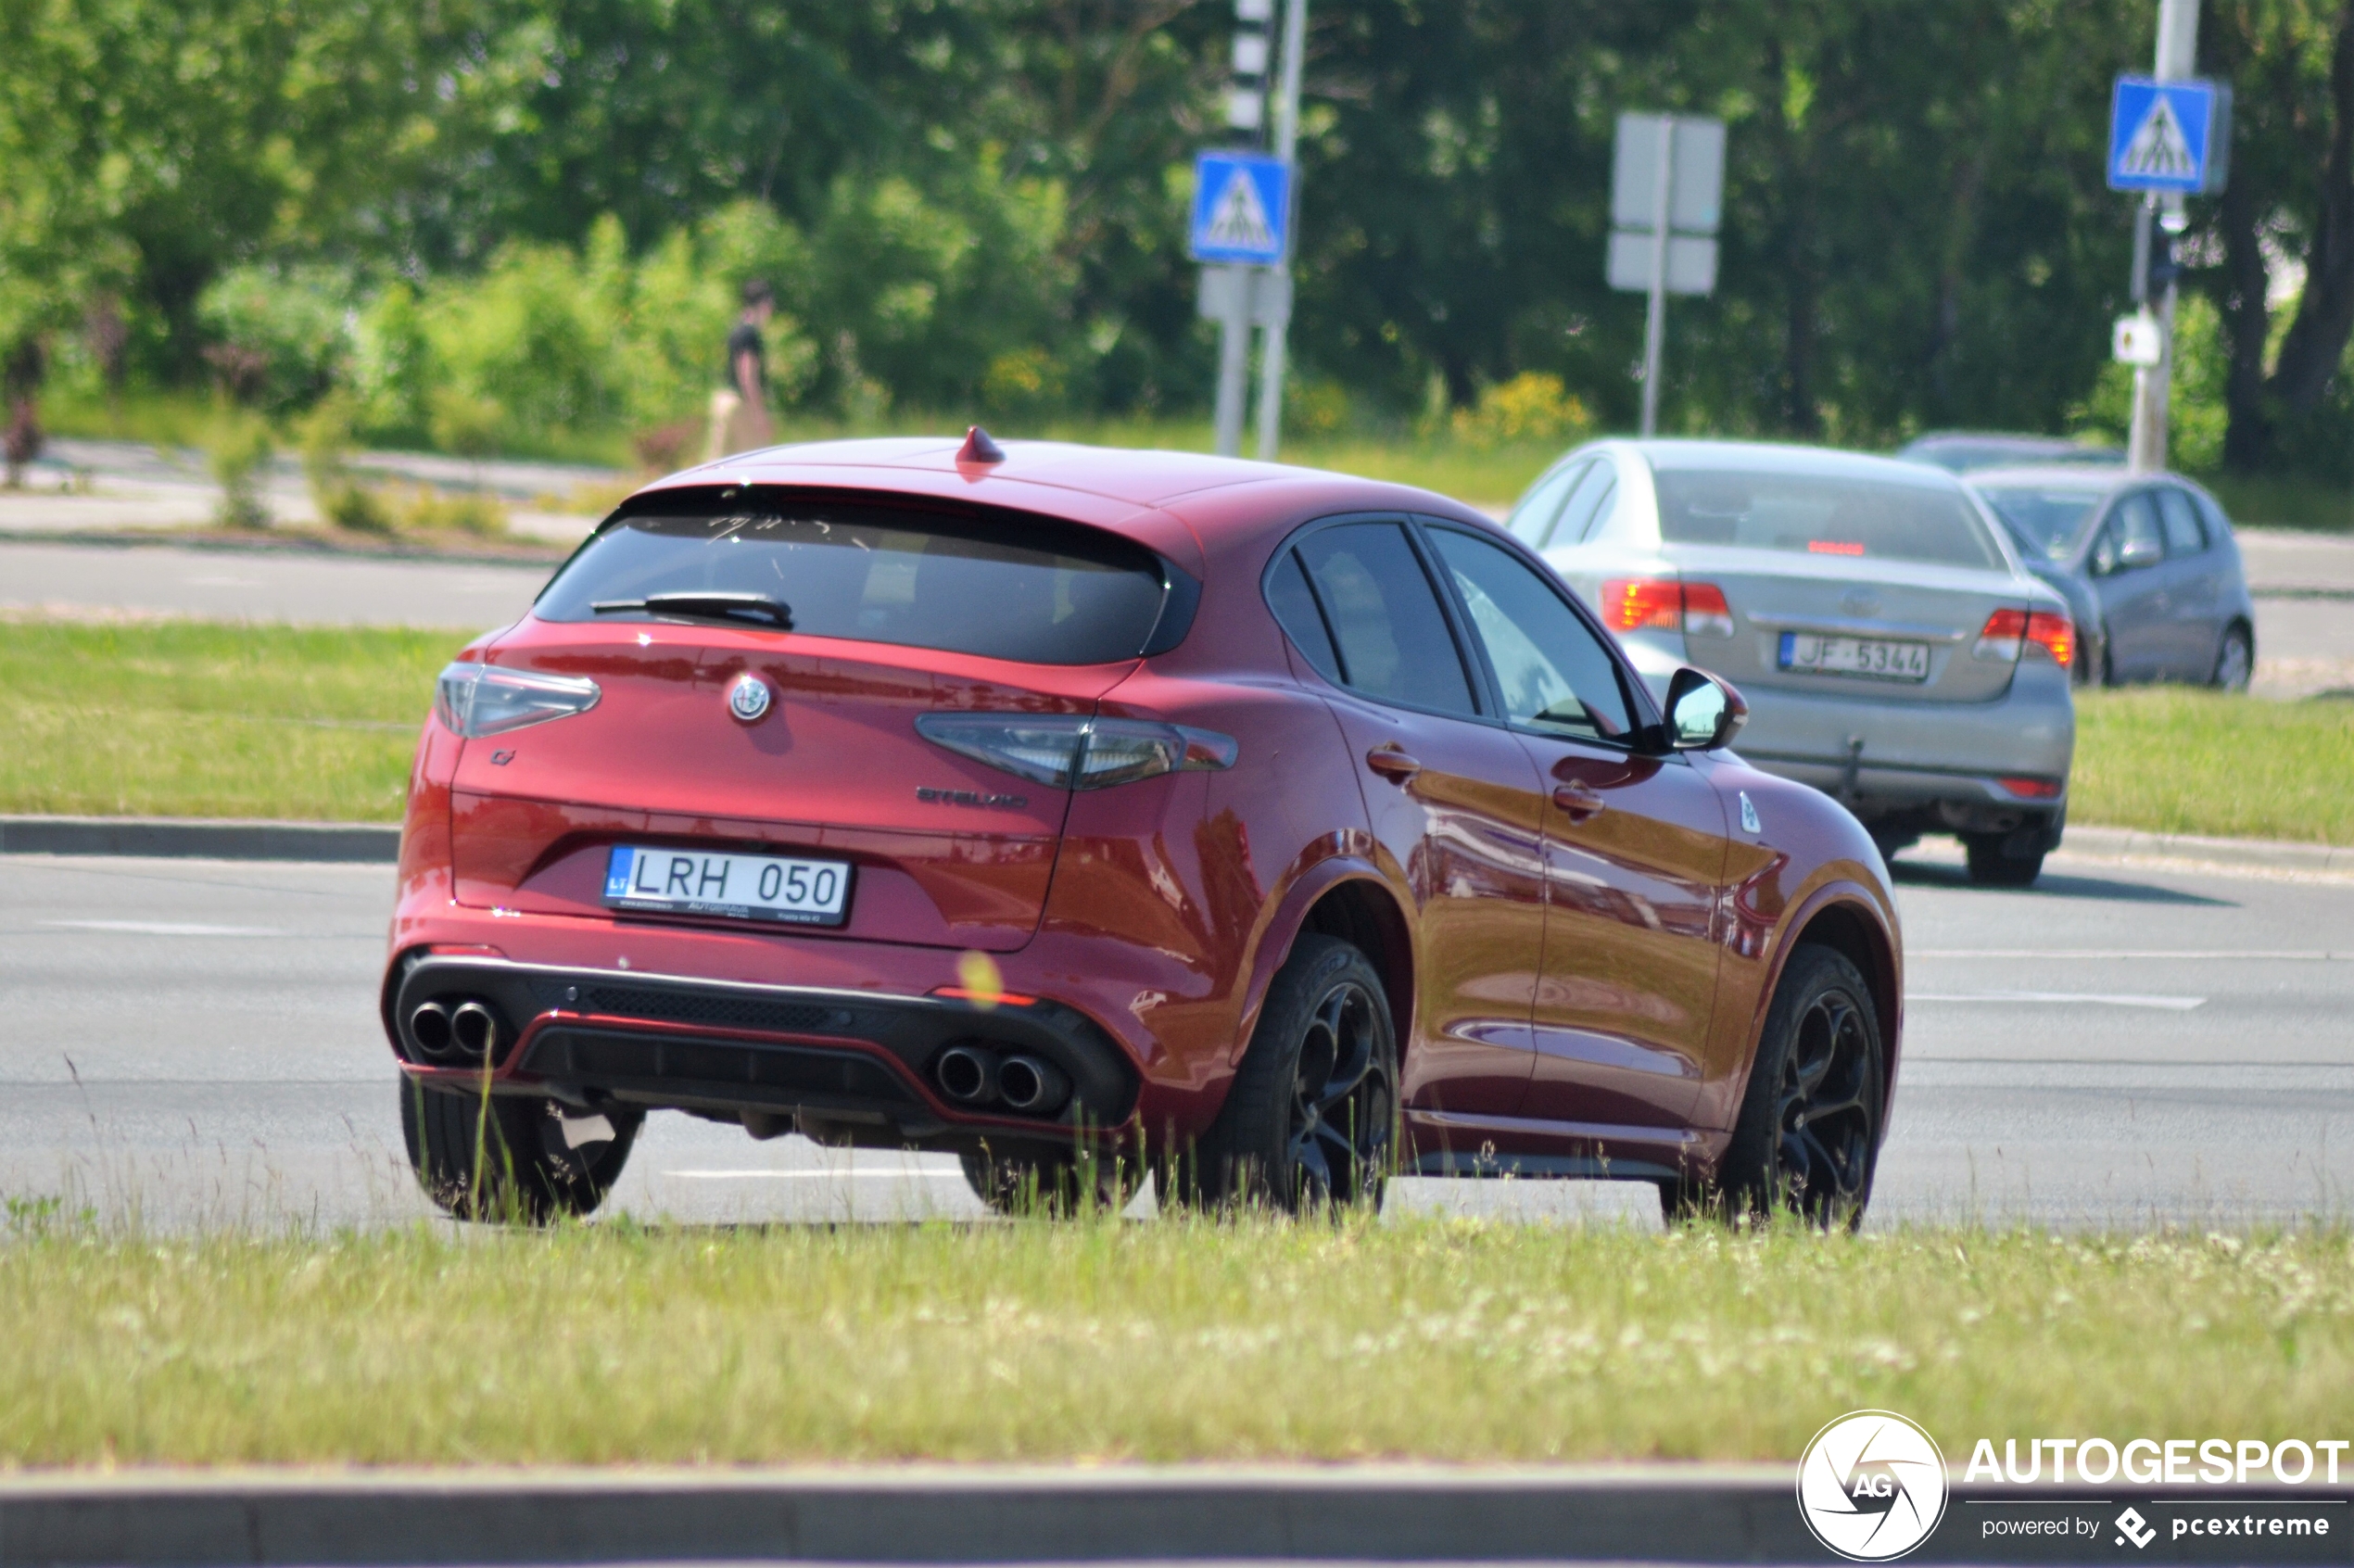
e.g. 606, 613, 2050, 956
592, 592, 793, 628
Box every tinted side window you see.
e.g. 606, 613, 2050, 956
1507, 461, 1588, 546
1426, 527, 1634, 741
1265, 550, 1342, 685
2157, 488, 2207, 553
1294, 522, 1479, 715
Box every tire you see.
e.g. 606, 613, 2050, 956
400, 1079, 639, 1223
1664, 945, 1884, 1229
1166, 934, 1398, 1214
1963, 831, 2045, 888
2211, 624, 2252, 693
960, 1144, 1140, 1217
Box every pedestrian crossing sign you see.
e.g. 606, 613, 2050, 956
2107, 77, 2228, 195
1189, 152, 1290, 265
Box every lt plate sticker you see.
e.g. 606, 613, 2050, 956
602, 845, 852, 927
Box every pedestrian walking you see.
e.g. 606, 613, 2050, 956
705, 281, 776, 462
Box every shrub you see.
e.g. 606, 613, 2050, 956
1451, 372, 1591, 449
196, 266, 353, 412
205, 414, 276, 528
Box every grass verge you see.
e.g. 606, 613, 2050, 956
0, 1213, 2347, 1466
4, 626, 2349, 843
0, 621, 458, 821
2069, 688, 2354, 847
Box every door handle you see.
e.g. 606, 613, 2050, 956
1364, 748, 1422, 783
1551, 783, 1606, 823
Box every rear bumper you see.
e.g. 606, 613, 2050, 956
387, 954, 1140, 1150
1728, 659, 2069, 789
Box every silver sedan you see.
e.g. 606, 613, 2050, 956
1507, 439, 2077, 886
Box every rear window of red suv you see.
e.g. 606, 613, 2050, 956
537, 499, 1175, 665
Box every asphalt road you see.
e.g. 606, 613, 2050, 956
2, 844, 2347, 1232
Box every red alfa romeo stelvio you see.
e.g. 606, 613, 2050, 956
385, 430, 1903, 1225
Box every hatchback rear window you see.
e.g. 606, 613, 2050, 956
1653, 469, 2005, 569
536, 498, 1176, 664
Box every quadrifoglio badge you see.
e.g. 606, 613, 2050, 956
1799, 1411, 2350, 1560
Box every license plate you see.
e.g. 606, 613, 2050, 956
1778, 632, 1930, 683
601, 845, 852, 926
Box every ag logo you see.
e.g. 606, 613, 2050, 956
2115, 1507, 2156, 1549
1796, 1410, 1948, 1561
727, 674, 771, 723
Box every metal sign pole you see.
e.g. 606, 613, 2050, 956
2129, 0, 2202, 474
1639, 117, 1674, 438
1212, 274, 1252, 457
1252, 0, 1307, 461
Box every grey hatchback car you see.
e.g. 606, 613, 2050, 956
1508, 440, 2077, 885
1964, 466, 2256, 690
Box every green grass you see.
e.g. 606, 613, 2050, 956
7, 625, 2353, 842
0, 621, 460, 821
2070, 688, 2354, 847
0, 1212, 2347, 1466
2200, 473, 2354, 535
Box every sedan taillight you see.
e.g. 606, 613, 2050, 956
1974, 610, 2074, 668
915, 713, 1237, 790
435, 662, 601, 737
1600, 578, 1734, 638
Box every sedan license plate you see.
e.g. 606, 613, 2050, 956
1778, 632, 1930, 683
602, 845, 852, 927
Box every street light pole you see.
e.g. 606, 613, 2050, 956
2129, 0, 2202, 474
1253, 0, 1306, 461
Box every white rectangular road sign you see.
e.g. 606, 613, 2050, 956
1611, 114, 1725, 235
1607, 232, 1717, 297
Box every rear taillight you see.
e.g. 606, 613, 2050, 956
1601, 578, 1734, 638
1974, 610, 2074, 668
915, 714, 1237, 790
2001, 777, 2062, 799
435, 663, 601, 737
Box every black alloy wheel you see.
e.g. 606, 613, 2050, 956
960, 1144, 1139, 1218
401, 1080, 639, 1223
1664, 945, 1884, 1229
1171, 934, 1397, 1214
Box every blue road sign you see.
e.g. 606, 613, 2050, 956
2107, 77, 2223, 194
1189, 152, 1291, 265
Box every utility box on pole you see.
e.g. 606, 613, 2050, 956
1608, 113, 1725, 436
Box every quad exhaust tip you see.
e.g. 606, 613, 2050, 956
932, 1044, 1070, 1117
935, 1044, 998, 1105
408, 997, 500, 1064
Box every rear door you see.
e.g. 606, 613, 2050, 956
2092, 490, 2172, 680
2154, 485, 2222, 677
1274, 519, 1550, 1119
1421, 524, 1726, 1131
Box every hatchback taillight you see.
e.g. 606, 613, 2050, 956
1974, 610, 2074, 668
1600, 578, 1734, 638
915, 714, 1237, 790
435, 662, 601, 737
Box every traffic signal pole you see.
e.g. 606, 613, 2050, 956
2129, 0, 2202, 474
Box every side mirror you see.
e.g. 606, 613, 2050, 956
1661, 666, 1748, 752
2119, 536, 2164, 569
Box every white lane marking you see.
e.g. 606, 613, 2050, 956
40, 919, 284, 937
663, 1169, 967, 1181
1908, 991, 2206, 1010
1912, 949, 2346, 960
